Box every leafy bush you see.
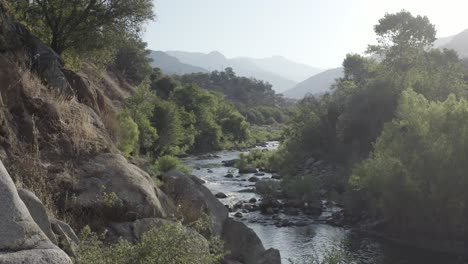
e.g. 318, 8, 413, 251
117, 110, 139, 157
75, 223, 225, 264
351, 89, 468, 238
152, 155, 189, 175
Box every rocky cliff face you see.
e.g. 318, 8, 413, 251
0, 2, 281, 263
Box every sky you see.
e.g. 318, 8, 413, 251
143, 0, 468, 69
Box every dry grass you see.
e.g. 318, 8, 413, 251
14, 63, 114, 156
8, 152, 60, 218
100, 110, 121, 144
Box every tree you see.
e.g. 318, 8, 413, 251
113, 37, 153, 85
367, 10, 436, 70
342, 54, 376, 86
351, 89, 468, 239
10, 0, 154, 55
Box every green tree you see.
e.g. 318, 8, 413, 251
351, 89, 468, 239
10, 0, 154, 55
113, 37, 153, 85
367, 10, 436, 70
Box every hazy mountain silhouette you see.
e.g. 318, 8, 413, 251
149, 51, 208, 75
247, 56, 324, 82
164, 51, 300, 92
283, 67, 343, 99
437, 29, 468, 58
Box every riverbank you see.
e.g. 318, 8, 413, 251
183, 142, 467, 263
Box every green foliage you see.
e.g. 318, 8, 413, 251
121, 73, 251, 157
113, 37, 153, 85
9, 0, 154, 57
351, 90, 468, 238
178, 68, 292, 125
75, 223, 225, 264
152, 155, 189, 175
117, 110, 139, 157
277, 11, 468, 240
249, 126, 283, 144
126, 83, 159, 155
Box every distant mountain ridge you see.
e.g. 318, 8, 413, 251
153, 50, 324, 93
283, 67, 343, 99
149, 51, 208, 75
434, 28, 468, 58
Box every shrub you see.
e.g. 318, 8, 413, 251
117, 110, 139, 157
351, 89, 468, 238
75, 223, 225, 264
152, 155, 189, 175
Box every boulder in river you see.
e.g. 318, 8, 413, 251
223, 218, 281, 264
225, 173, 234, 178
239, 166, 258, 174
215, 192, 228, 199
248, 176, 260, 182
222, 159, 240, 167
0, 160, 72, 264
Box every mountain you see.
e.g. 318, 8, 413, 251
283, 67, 343, 99
149, 51, 208, 75
434, 29, 468, 58
165, 51, 297, 92
246, 56, 324, 82
438, 29, 468, 58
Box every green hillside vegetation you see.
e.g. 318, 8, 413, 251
275, 10, 468, 240
179, 68, 293, 125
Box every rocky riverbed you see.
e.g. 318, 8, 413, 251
183, 142, 466, 264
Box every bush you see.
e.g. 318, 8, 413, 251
117, 110, 139, 157
75, 223, 225, 264
152, 155, 189, 175
351, 89, 468, 239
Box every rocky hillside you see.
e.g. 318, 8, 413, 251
0, 2, 280, 263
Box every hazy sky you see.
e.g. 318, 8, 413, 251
144, 0, 468, 69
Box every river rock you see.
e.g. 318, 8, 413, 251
248, 176, 260, 182
222, 159, 239, 167
234, 212, 244, 218
249, 197, 257, 203
259, 199, 282, 215
215, 192, 228, 199
238, 188, 255, 193
0, 160, 72, 264
17, 188, 58, 244
225, 173, 234, 178
254, 173, 265, 176
162, 170, 228, 237
74, 154, 176, 223
239, 167, 258, 174
271, 174, 282, 180
223, 218, 281, 264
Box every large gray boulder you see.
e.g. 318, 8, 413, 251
0, 160, 72, 264
74, 154, 176, 223
50, 219, 79, 257
17, 188, 58, 244
222, 219, 281, 264
162, 170, 228, 237
12, 22, 74, 99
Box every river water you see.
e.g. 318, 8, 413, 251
182, 142, 464, 264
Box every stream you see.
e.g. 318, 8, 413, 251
182, 142, 464, 264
